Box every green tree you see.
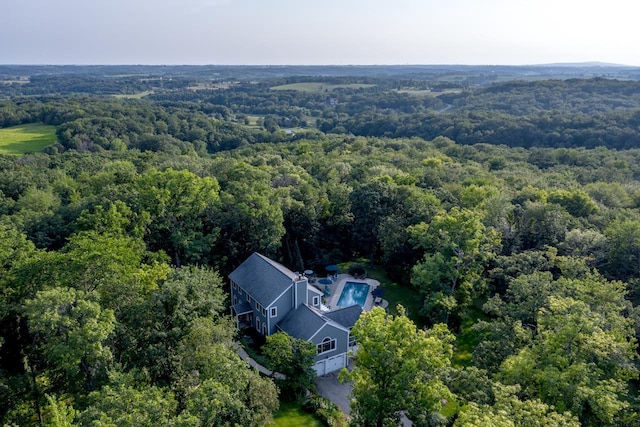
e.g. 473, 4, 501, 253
263, 331, 316, 400
173, 317, 279, 425
410, 207, 500, 325
78, 382, 182, 427
515, 202, 570, 251
547, 189, 598, 218
53, 231, 171, 315
213, 178, 285, 267
135, 168, 220, 266
25, 288, 115, 393
605, 218, 640, 281
345, 306, 454, 426
378, 185, 441, 282
124, 266, 227, 383
500, 293, 638, 426
349, 180, 397, 261
43, 394, 76, 427
454, 384, 579, 427
75, 201, 150, 240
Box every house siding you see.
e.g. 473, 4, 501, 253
267, 287, 294, 335
307, 287, 322, 308
254, 304, 267, 334
230, 281, 246, 310
311, 323, 349, 362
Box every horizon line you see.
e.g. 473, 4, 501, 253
0, 62, 637, 68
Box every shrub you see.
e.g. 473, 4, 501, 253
302, 394, 348, 427
347, 264, 367, 279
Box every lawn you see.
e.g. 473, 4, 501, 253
271, 401, 323, 427
112, 90, 153, 99
0, 123, 57, 155
271, 82, 376, 93
396, 88, 462, 97
452, 301, 489, 367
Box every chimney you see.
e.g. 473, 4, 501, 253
294, 275, 308, 307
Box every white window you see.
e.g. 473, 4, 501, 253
270, 307, 277, 318
246, 294, 250, 302
312, 296, 320, 306
233, 297, 238, 305
317, 337, 336, 354
263, 323, 267, 336
262, 307, 267, 316
256, 318, 261, 332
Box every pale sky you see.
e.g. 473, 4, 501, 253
2, 0, 639, 66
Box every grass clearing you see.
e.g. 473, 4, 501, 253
271, 82, 376, 93
396, 88, 462, 97
0, 79, 30, 85
452, 301, 489, 367
0, 123, 56, 155
245, 115, 263, 126
271, 401, 323, 427
112, 91, 154, 99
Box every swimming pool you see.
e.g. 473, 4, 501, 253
337, 281, 370, 309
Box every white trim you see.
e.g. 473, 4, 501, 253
308, 319, 350, 342
317, 336, 337, 354
312, 296, 320, 306
270, 307, 277, 318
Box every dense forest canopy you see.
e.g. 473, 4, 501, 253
1, 65, 640, 426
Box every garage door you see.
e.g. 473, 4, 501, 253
325, 354, 345, 374
313, 360, 326, 376
314, 354, 346, 376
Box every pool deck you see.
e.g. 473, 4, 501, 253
320, 274, 382, 312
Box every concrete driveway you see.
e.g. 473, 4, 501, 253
314, 370, 413, 426
314, 370, 353, 414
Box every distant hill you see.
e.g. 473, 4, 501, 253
535, 61, 630, 68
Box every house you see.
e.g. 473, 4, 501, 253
229, 252, 362, 376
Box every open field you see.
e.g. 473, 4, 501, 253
112, 90, 154, 99
271, 401, 323, 426
188, 82, 232, 90
245, 115, 263, 126
396, 88, 462, 97
0, 79, 30, 85
0, 124, 56, 155
271, 82, 376, 92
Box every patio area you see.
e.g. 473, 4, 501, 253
318, 274, 388, 312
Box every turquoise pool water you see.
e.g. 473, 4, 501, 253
337, 281, 370, 309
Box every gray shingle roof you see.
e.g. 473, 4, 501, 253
278, 305, 332, 340
278, 305, 326, 340
231, 301, 253, 315
324, 305, 363, 329
229, 252, 296, 307
307, 284, 322, 296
